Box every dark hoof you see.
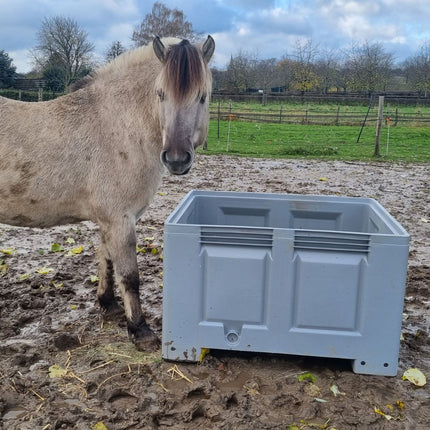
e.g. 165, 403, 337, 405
101, 302, 124, 321
134, 331, 160, 352
128, 320, 160, 351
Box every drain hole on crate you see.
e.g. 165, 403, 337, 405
226, 330, 240, 345
384, 363, 389, 367
360, 361, 366, 366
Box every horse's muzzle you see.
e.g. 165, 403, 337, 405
160, 150, 194, 175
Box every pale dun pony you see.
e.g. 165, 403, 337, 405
0, 36, 215, 350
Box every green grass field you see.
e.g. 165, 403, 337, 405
202, 120, 430, 162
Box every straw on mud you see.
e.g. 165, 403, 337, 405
79, 360, 114, 375
96, 364, 132, 393
108, 351, 133, 359
29, 388, 46, 401
65, 350, 72, 369
68, 372, 86, 384
156, 382, 169, 392
167, 365, 193, 384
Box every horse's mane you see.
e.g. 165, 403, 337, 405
69, 43, 155, 93
69, 38, 212, 105
157, 39, 212, 105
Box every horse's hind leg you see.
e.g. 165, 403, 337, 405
101, 218, 159, 351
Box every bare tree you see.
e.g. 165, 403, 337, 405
314, 49, 343, 93
276, 57, 296, 92
292, 38, 320, 93
344, 41, 393, 94
132, 2, 199, 46
403, 41, 430, 96
224, 51, 259, 92
254, 58, 278, 92
32, 16, 95, 88
105, 41, 126, 62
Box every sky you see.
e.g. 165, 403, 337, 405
1, 0, 430, 74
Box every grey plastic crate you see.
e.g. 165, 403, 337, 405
162, 191, 409, 376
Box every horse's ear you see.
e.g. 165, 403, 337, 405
202, 35, 215, 64
153, 36, 167, 63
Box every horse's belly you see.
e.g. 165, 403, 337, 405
0, 197, 88, 228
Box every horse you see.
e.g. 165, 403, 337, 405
0, 36, 215, 350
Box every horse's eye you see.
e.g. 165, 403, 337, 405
157, 90, 165, 102
199, 94, 206, 104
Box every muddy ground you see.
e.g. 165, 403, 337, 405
0, 155, 429, 430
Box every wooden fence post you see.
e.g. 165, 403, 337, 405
217, 98, 221, 139
374, 95, 384, 157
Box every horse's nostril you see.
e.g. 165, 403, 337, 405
161, 150, 192, 165
161, 150, 168, 164
184, 151, 193, 164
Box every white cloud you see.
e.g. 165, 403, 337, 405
1, 0, 429, 73
9, 49, 34, 74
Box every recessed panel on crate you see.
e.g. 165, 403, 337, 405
291, 251, 365, 333
202, 245, 270, 324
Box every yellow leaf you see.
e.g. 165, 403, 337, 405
1, 247, 16, 255
151, 247, 159, 254
420, 217, 428, 223
66, 246, 83, 256
50, 281, 63, 289
402, 368, 427, 386
36, 267, 53, 275
157, 192, 167, 196
330, 384, 345, 397
0, 262, 8, 277
70, 304, 77, 310
65, 237, 76, 245
374, 407, 393, 420
200, 348, 210, 362
49, 364, 67, 378
90, 275, 99, 283
18, 273, 31, 281
93, 423, 108, 430
319, 177, 328, 182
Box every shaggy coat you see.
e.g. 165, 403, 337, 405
0, 36, 215, 349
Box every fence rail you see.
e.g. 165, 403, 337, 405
210, 107, 430, 126
212, 91, 430, 106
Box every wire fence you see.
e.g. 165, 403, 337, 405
210, 104, 430, 127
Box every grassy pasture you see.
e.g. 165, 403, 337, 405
203, 101, 430, 162
203, 121, 430, 162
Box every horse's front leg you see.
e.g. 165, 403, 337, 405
101, 217, 159, 351
97, 240, 122, 319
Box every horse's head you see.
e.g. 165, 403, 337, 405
153, 36, 215, 175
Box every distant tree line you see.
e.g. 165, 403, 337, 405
1, 2, 429, 97
212, 39, 430, 96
